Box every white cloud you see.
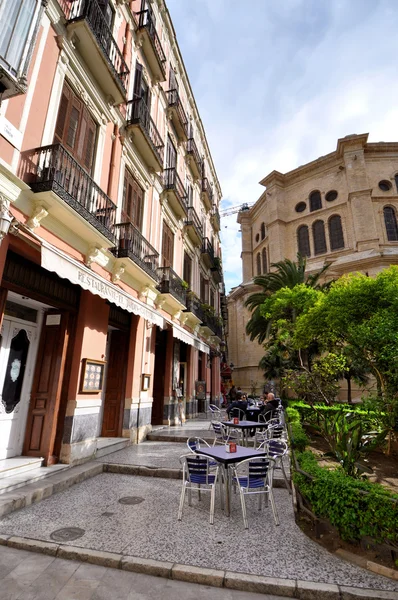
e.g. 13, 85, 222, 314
166, 0, 398, 292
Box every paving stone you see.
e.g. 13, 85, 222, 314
224, 572, 296, 597
340, 588, 398, 599
296, 579, 340, 599
172, 563, 224, 587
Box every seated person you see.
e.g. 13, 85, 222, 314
259, 392, 279, 421
227, 395, 248, 419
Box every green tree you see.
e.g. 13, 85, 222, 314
245, 254, 331, 344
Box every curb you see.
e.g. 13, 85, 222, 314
0, 535, 397, 599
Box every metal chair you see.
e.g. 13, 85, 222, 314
178, 454, 222, 524
258, 439, 291, 494
208, 404, 225, 429
232, 456, 279, 529
186, 437, 210, 452
229, 407, 246, 420
211, 421, 240, 446
266, 421, 287, 441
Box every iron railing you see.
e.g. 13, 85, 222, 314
211, 256, 223, 283
127, 97, 165, 166
187, 137, 203, 173
202, 237, 215, 263
137, 9, 166, 76
19, 143, 116, 242
166, 89, 188, 138
202, 178, 213, 202
212, 204, 220, 229
157, 267, 187, 305
163, 168, 188, 211
184, 293, 205, 321
185, 206, 203, 240
112, 222, 159, 279
59, 0, 129, 96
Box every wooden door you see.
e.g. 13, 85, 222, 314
23, 311, 70, 464
101, 330, 129, 437
161, 221, 174, 268
152, 328, 167, 425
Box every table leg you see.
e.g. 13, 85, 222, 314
224, 464, 231, 517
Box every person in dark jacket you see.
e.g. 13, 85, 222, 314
259, 392, 279, 421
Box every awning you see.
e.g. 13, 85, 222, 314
41, 244, 164, 328
172, 323, 210, 354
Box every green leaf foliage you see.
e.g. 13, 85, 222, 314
294, 451, 398, 544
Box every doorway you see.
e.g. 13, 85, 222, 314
152, 327, 168, 425
101, 328, 129, 437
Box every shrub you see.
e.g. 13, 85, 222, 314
293, 451, 398, 544
288, 399, 380, 430
289, 421, 308, 452
286, 407, 300, 423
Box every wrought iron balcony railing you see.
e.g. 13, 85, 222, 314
166, 89, 188, 139
211, 256, 223, 284
202, 237, 215, 263
59, 0, 129, 96
202, 177, 213, 202
112, 222, 159, 279
157, 267, 187, 306
127, 97, 165, 167
19, 143, 116, 242
137, 9, 166, 79
163, 168, 188, 211
187, 137, 203, 175
183, 293, 205, 321
185, 206, 203, 240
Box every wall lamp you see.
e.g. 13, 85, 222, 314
0, 202, 13, 244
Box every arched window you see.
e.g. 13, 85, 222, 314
256, 253, 261, 275
328, 215, 345, 250
297, 225, 310, 257
395, 174, 398, 193
384, 206, 398, 241
262, 247, 268, 273
260, 222, 266, 240
309, 190, 322, 212
312, 220, 327, 255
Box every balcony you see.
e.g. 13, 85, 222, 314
166, 90, 188, 142
201, 237, 215, 269
185, 206, 203, 246
19, 144, 116, 245
137, 9, 166, 82
183, 293, 205, 323
200, 311, 223, 340
186, 138, 203, 180
163, 168, 188, 218
112, 222, 159, 282
211, 256, 223, 284
211, 205, 220, 232
126, 97, 165, 172
59, 0, 129, 104
157, 267, 187, 308
201, 178, 213, 211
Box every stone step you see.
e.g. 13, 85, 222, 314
0, 463, 69, 495
95, 438, 130, 458
0, 457, 44, 479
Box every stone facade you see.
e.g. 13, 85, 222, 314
227, 134, 398, 399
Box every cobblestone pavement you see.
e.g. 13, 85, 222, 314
97, 441, 188, 469
0, 473, 397, 592
0, 546, 288, 600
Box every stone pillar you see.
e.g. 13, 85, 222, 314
239, 213, 253, 283
61, 291, 109, 465
163, 327, 174, 424
211, 354, 221, 405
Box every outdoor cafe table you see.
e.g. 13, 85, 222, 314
195, 445, 267, 516
223, 419, 266, 446
245, 407, 261, 422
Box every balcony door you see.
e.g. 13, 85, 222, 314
183, 252, 192, 287
162, 221, 174, 268
122, 168, 144, 229
54, 81, 96, 174
166, 136, 177, 169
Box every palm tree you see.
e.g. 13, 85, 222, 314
245, 254, 331, 344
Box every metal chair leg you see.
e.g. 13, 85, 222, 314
210, 484, 216, 525
219, 472, 224, 511
188, 483, 192, 506
198, 483, 201, 501
178, 483, 186, 521
269, 489, 280, 526
240, 488, 248, 529
281, 460, 292, 494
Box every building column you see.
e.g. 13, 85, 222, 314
211, 354, 221, 406
163, 327, 174, 424
186, 345, 198, 419
60, 291, 109, 465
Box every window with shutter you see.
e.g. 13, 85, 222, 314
328, 215, 345, 250
53, 81, 97, 174
122, 169, 144, 230
384, 206, 398, 241
313, 220, 327, 255
262, 247, 268, 273
297, 225, 311, 257
166, 136, 177, 169
183, 252, 192, 286
256, 253, 261, 275
210, 288, 215, 309
161, 221, 174, 267
200, 273, 208, 303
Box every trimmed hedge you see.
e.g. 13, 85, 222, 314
288, 400, 380, 429
286, 407, 308, 451
293, 450, 398, 544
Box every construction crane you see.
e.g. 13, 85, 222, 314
219, 202, 256, 218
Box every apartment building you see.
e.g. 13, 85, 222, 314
0, 0, 224, 466
227, 134, 398, 397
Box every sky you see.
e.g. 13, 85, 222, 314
166, 0, 398, 293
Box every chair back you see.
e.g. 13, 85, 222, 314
235, 456, 276, 488
211, 421, 223, 436
230, 407, 245, 420
267, 423, 286, 440
187, 437, 210, 452
181, 454, 215, 485
258, 439, 288, 458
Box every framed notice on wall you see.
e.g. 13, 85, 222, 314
80, 359, 106, 393
195, 380, 206, 400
